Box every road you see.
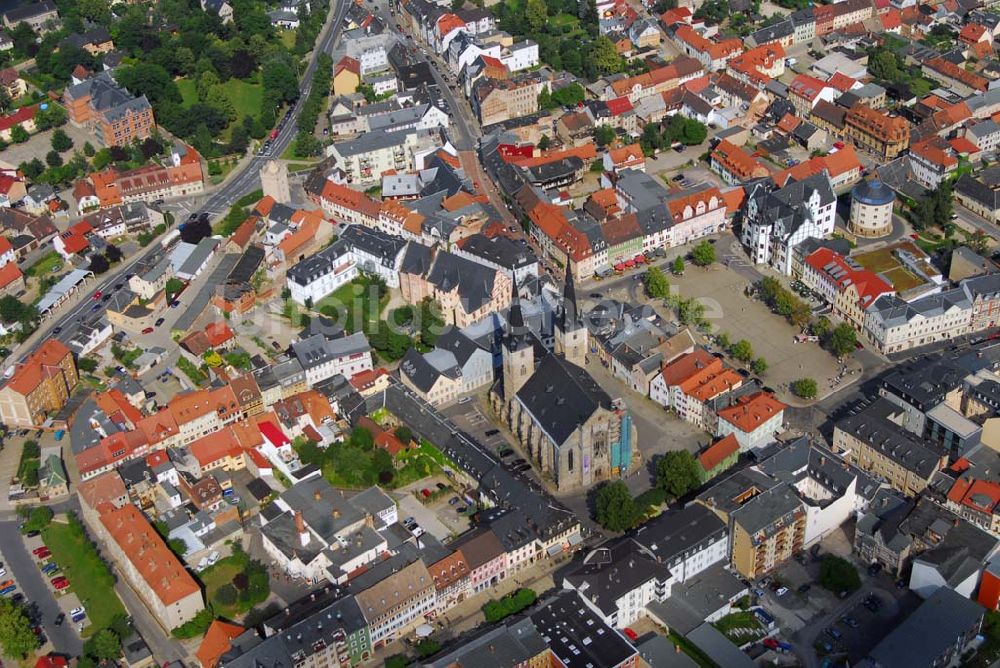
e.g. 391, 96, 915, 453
12, 0, 351, 365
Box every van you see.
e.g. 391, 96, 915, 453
207, 551, 220, 566
197, 557, 209, 571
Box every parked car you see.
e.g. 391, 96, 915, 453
867, 563, 882, 576
797, 584, 810, 594
31, 547, 49, 557
457, 396, 472, 404
449, 497, 460, 506
484, 429, 499, 437
0, 585, 16, 596
53, 579, 70, 590
155, 318, 165, 327
499, 449, 514, 458
825, 627, 842, 640
271, 341, 282, 350
25, 530, 39, 538
841, 615, 859, 628
411, 525, 425, 538
142, 327, 154, 334
402, 517, 416, 526
170, 300, 181, 308
775, 586, 789, 597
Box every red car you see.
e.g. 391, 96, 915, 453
833, 141, 845, 150
141, 327, 154, 334
623, 628, 638, 641
31, 546, 49, 556
53, 579, 70, 590
92, 291, 102, 301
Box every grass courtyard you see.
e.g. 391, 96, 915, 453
42, 516, 126, 635
852, 245, 927, 292
198, 546, 269, 618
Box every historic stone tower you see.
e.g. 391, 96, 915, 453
502, 278, 534, 402
259, 160, 291, 203
554, 265, 587, 367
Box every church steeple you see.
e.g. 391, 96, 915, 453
555, 264, 587, 367
506, 274, 529, 344
558, 263, 581, 332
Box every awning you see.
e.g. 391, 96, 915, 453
415, 624, 434, 638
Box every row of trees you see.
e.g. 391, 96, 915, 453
594, 451, 704, 531
538, 83, 585, 111
293, 53, 333, 158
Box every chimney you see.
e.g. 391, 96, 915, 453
333, 509, 341, 519
314, 491, 322, 501
296, 511, 310, 547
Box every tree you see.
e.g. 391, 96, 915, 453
591, 35, 622, 75
791, 378, 818, 399
751, 357, 768, 375
19, 505, 52, 533
691, 241, 716, 266
78, 357, 99, 373
594, 124, 616, 147
88, 629, 122, 661
0, 599, 37, 658
0, 295, 37, 324
45, 150, 63, 167
395, 426, 413, 444
730, 339, 754, 363
115, 63, 181, 106
671, 256, 685, 275
655, 450, 702, 498
9, 125, 28, 143
215, 584, 238, 606
825, 323, 857, 357
526, 0, 548, 32
643, 266, 670, 298
106, 244, 123, 263
51, 129, 73, 152
88, 253, 110, 275
551, 83, 585, 107
416, 639, 443, 659
594, 480, 637, 531
819, 555, 861, 594
537, 134, 551, 151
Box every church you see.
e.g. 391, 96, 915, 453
491, 267, 637, 492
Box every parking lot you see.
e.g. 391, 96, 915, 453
747, 527, 921, 664
394, 474, 474, 541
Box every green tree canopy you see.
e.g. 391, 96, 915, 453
825, 323, 858, 357
644, 266, 670, 298
691, 241, 716, 266
0, 599, 36, 658
791, 378, 818, 399
655, 450, 702, 498
594, 480, 637, 531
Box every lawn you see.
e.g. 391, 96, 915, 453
712, 610, 764, 644
176, 77, 264, 138
315, 276, 388, 336
881, 266, 924, 292
279, 29, 297, 49
853, 246, 926, 292
198, 546, 270, 618
25, 251, 63, 277
42, 517, 126, 635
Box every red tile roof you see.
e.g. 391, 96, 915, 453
98, 504, 201, 605
197, 621, 245, 668
698, 433, 739, 472
0, 261, 22, 290
804, 246, 894, 306
0, 105, 37, 133
717, 391, 786, 433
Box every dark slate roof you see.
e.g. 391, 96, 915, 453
457, 233, 536, 271
565, 538, 672, 616
956, 173, 1000, 211
425, 250, 499, 314
867, 587, 984, 668
530, 591, 637, 668
835, 398, 948, 479
515, 354, 614, 446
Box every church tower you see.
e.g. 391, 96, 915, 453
502, 276, 534, 401
554, 265, 587, 367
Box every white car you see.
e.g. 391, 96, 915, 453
70, 607, 85, 616
775, 586, 789, 597
0, 568, 6, 578
411, 525, 425, 538
207, 550, 220, 566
